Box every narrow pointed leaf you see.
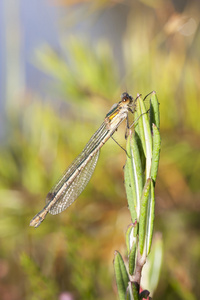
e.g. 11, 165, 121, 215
126, 224, 138, 277
126, 282, 132, 300
126, 290, 131, 300
128, 281, 139, 300
134, 96, 146, 157
126, 224, 134, 253
128, 242, 137, 275
124, 131, 143, 221
135, 96, 152, 179
147, 234, 163, 293
151, 124, 161, 184
138, 97, 152, 180
138, 178, 151, 255
150, 91, 160, 129
114, 251, 129, 300
126, 222, 138, 253
146, 181, 155, 255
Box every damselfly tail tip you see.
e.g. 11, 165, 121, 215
30, 215, 42, 228
29, 209, 48, 228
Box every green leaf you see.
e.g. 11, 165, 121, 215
146, 234, 163, 293
138, 178, 151, 255
135, 96, 152, 179
126, 222, 138, 276
126, 222, 138, 253
128, 281, 139, 300
114, 251, 130, 300
124, 131, 143, 221
150, 91, 160, 129
134, 99, 146, 160
128, 242, 137, 275
146, 181, 155, 255
151, 124, 161, 184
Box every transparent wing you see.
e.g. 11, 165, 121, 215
48, 150, 99, 215
46, 122, 108, 200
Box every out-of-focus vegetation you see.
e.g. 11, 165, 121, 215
0, 0, 200, 299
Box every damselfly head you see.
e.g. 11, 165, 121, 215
120, 92, 133, 105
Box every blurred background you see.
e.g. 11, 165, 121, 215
0, 0, 200, 299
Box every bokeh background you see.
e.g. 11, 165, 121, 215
0, 0, 200, 299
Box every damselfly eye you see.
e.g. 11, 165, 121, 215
121, 92, 132, 102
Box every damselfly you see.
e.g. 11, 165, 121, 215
30, 92, 135, 228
